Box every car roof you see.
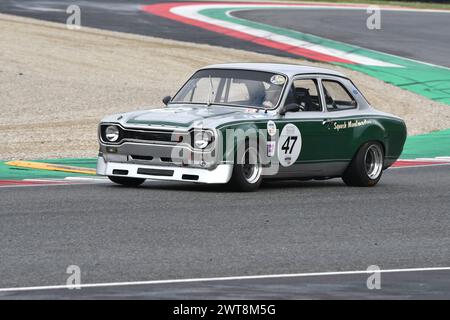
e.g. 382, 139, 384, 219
200, 63, 347, 78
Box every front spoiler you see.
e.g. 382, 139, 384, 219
96, 157, 233, 184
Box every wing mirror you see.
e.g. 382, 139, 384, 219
162, 95, 172, 106
279, 103, 300, 116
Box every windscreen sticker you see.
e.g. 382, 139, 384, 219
270, 74, 286, 85
278, 123, 302, 167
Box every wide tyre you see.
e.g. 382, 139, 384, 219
108, 176, 146, 187
342, 141, 384, 187
229, 146, 262, 192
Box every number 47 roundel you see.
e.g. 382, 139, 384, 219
277, 123, 302, 167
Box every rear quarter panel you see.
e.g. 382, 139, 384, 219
351, 116, 407, 167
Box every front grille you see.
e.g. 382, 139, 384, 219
101, 124, 185, 144
122, 130, 178, 143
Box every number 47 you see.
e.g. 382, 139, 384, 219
281, 136, 298, 154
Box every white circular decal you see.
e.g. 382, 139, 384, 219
270, 74, 286, 85
267, 120, 277, 136
277, 123, 302, 167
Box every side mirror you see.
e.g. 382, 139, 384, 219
279, 103, 300, 116
162, 96, 171, 106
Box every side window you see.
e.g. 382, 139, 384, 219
285, 79, 322, 112
322, 80, 357, 111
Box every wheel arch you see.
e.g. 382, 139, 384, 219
349, 120, 387, 162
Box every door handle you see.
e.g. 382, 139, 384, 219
322, 119, 333, 126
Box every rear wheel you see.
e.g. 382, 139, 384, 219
229, 146, 262, 192
342, 141, 384, 187
108, 176, 146, 187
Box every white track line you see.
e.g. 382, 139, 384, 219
1, 267, 449, 293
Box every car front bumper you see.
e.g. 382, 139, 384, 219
96, 157, 233, 184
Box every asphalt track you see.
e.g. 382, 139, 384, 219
0, 165, 449, 298
1, 0, 449, 67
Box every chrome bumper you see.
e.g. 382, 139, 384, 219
96, 157, 233, 184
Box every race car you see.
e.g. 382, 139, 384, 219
97, 63, 406, 191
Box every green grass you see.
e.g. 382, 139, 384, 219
285, 0, 450, 10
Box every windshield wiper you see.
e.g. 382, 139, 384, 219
207, 75, 215, 107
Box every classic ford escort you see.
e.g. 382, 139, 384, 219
97, 63, 406, 191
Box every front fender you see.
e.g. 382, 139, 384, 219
219, 123, 267, 164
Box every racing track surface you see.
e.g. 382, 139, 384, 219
0, 0, 449, 67
0, 165, 449, 298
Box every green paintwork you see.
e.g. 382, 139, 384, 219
217, 115, 406, 165
125, 107, 241, 127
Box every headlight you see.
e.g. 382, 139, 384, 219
105, 125, 120, 142
193, 131, 213, 149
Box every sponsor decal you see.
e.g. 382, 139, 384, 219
267, 120, 277, 136
333, 119, 373, 131
277, 123, 302, 167
267, 141, 276, 157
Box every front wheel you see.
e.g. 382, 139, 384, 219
342, 141, 384, 187
229, 146, 262, 192
108, 176, 146, 187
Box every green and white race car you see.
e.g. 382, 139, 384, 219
97, 63, 406, 191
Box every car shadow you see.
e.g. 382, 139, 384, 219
101, 178, 345, 193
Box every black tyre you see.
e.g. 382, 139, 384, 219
342, 141, 384, 187
108, 176, 146, 187
229, 146, 262, 192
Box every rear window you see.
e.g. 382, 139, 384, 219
322, 80, 357, 111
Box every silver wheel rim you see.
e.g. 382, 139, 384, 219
241, 147, 262, 184
364, 144, 383, 180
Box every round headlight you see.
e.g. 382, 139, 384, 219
105, 125, 120, 142
193, 131, 212, 149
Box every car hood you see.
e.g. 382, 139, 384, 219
103, 104, 272, 129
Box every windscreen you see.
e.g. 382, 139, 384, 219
171, 69, 287, 109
